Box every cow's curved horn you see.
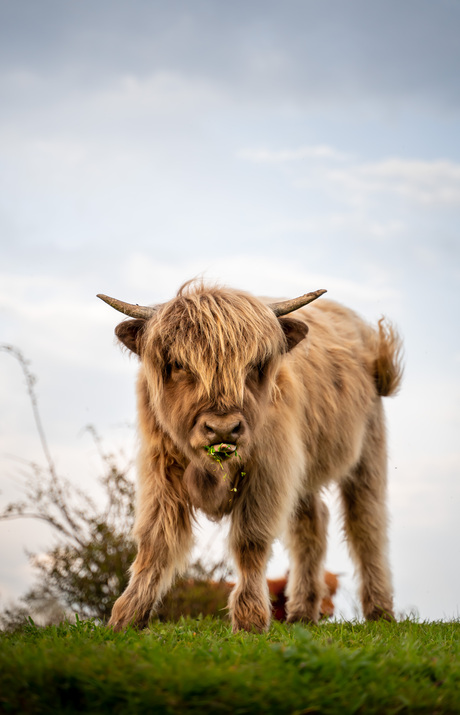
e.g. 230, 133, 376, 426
269, 289, 327, 317
97, 294, 158, 320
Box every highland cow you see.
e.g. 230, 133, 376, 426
98, 281, 402, 632
265, 572, 339, 621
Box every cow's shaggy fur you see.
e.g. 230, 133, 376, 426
105, 282, 402, 632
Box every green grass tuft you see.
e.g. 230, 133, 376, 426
1, 617, 460, 713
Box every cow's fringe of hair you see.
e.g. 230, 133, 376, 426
143, 281, 286, 408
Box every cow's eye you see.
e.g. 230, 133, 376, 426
250, 361, 267, 380
165, 361, 189, 380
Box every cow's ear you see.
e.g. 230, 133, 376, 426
278, 316, 309, 352
115, 319, 146, 356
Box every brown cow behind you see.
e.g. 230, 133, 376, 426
155, 571, 339, 622
98, 281, 402, 632
267, 572, 339, 621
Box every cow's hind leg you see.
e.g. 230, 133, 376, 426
284, 493, 329, 624
340, 408, 394, 621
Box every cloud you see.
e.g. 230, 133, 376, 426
238, 145, 351, 163
122, 252, 403, 318
327, 158, 460, 207
1, 0, 460, 113
240, 144, 460, 209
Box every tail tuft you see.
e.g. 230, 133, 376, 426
374, 318, 404, 397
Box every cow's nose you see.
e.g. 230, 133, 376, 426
204, 418, 243, 444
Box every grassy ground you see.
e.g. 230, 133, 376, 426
1, 617, 459, 714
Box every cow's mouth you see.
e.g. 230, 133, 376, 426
205, 443, 237, 461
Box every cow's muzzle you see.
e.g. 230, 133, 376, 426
203, 415, 243, 444
191, 412, 248, 459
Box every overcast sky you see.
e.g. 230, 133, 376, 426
1, 0, 459, 621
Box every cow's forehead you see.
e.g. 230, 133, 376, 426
142, 287, 286, 404
156, 288, 285, 363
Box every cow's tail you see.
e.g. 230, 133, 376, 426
373, 318, 404, 397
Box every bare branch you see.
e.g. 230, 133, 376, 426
1, 345, 58, 480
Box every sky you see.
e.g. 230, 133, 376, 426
1, 0, 459, 621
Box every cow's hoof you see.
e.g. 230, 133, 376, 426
231, 612, 270, 633
365, 605, 395, 622
286, 612, 318, 625
108, 620, 125, 632
232, 620, 269, 634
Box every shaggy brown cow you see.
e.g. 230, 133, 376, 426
267, 572, 339, 621
98, 281, 402, 632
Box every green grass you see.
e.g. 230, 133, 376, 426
1, 617, 460, 714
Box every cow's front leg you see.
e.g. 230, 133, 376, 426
109, 495, 192, 631
228, 536, 272, 633
229, 487, 281, 633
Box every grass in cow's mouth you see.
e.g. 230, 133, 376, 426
205, 443, 235, 459
204, 444, 246, 492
